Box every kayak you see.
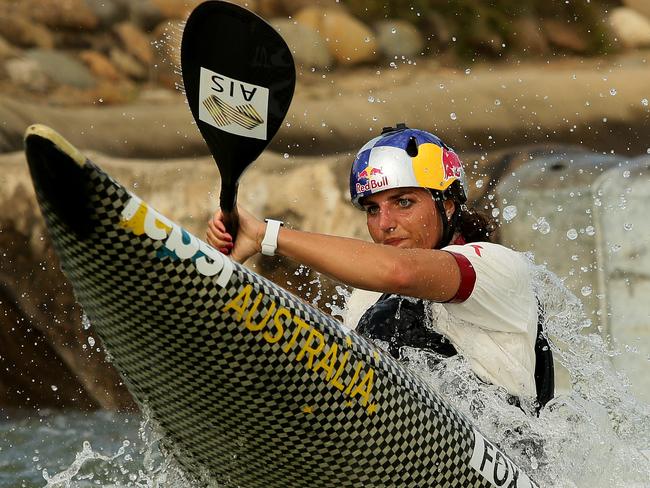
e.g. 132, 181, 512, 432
25, 124, 539, 488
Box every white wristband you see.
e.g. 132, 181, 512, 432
261, 219, 283, 256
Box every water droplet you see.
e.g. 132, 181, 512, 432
642, 98, 648, 106
82, 314, 92, 330
571, 254, 579, 261
567, 228, 578, 240
465, 68, 471, 75
503, 205, 518, 222
581, 285, 592, 296
391, 27, 397, 34
624, 223, 633, 231
389, 62, 397, 69
450, 112, 457, 120
532, 217, 550, 234
475, 179, 484, 188
623, 169, 630, 178
585, 226, 595, 236
610, 243, 622, 253
491, 208, 500, 217
50, 385, 58, 391
283, 153, 289, 159
88, 336, 95, 347
367, 95, 375, 103
609, 88, 617, 96
364, 37, 370, 43
494, 99, 501, 106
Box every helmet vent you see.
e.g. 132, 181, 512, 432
406, 136, 418, 157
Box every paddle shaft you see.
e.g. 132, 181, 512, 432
220, 181, 240, 239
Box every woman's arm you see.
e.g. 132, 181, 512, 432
207, 208, 461, 302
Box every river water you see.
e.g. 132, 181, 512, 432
2, 265, 649, 487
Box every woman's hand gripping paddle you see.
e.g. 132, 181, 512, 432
181, 0, 295, 240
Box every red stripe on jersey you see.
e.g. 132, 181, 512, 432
446, 251, 476, 303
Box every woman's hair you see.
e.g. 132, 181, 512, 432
457, 207, 497, 243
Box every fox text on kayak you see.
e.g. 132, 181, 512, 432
198, 66, 269, 140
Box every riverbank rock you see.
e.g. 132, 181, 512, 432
272, 19, 332, 70
609, 8, 650, 48
623, 0, 650, 21
374, 20, 423, 59
0, 14, 54, 49
542, 19, 589, 53
19, 0, 100, 31
295, 7, 378, 65
25, 49, 96, 89
114, 22, 154, 66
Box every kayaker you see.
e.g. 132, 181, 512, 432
207, 123, 554, 410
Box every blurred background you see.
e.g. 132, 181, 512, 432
0, 0, 649, 483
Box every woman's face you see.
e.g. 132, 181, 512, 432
361, 187, 451, 249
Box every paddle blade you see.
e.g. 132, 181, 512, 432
181, 0, 295, 203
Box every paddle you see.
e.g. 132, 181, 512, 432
181, 0, 296, 240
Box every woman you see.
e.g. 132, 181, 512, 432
207, 123, 554, 410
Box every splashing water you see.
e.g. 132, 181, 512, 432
403, 259, 650, 487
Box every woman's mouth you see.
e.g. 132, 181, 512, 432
384, 238, 406, 246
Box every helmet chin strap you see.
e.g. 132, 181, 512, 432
433, 198, 461, 249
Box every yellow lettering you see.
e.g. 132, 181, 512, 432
264, 307, 290, 344
344, 361, 364, 395
222, 285, 253, 320
245, 294, 276, 332
295, 328, 325, 369
313, 343, 339, 380
350, 368, 374, 406
120, 201, 148, 235
282, 316, 310, 353
330, 350, 350, 391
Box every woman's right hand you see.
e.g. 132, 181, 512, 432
206, 207, 265, 263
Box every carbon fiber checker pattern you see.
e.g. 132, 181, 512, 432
29, 150, 511, 487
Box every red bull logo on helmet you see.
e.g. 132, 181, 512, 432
356, 164, 389, 193
443, 150, 463, 181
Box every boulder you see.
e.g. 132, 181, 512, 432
609, 7, 650, 49
109, 47, 148, 80
509, 16, 549, 55
0, 35, 20, 60
271, 19, 332, 70
150, 0, 204, 19
623, 0, 650, 21
85, 0, 130, 28
542, 19, 589, 53
4, 58, 51, 92
79, 50, 123, 81
0, 14, 55, 49
17, 0, 99, 31
129, 0, 167, 32
114, 22, 154, 66
295, 7, 378, 65
280, 0, 341, 15
25, 49, 96, 89
374, 20, 424, 59
258, 0, 286, 18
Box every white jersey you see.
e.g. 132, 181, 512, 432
343, 242, 538, 399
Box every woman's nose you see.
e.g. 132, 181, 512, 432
378, 208, 396, 232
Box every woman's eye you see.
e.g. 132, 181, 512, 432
398, 198, 412, 208
366, 206, 379, 215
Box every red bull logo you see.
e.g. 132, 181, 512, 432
443, 150, 463, 181
356, 164, 389, 193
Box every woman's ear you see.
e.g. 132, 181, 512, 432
444, 199, 456, 220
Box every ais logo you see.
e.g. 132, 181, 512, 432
198, 66, 269, 140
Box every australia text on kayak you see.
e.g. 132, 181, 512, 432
119, 195, 377, 414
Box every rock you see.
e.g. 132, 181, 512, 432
609, 7, 650, 49
623, 0, 650, 21
0, 35, 20, 60
509, 16, 549, 55
18, 0, 99, 31
542, 19, 589, 53
280, 0, 340, 15
225, 0, 258, 13
85, 0, 130, 28
258, 0, 286, 18
109, 47, 148, 80
374, 20, 424, 59
129, 0, 166, 32
0, 14, 55, 49
271, 19, 332, 70
25, 49, 96, 89
295, 7, 378, 65
79, 50, 122, 81
114, 22, 154, 66
4, 58, 51, 92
